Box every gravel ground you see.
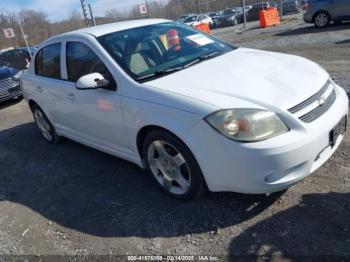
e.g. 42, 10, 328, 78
0, 14, 349, 259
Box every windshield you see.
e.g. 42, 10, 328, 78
184, 16, 197, 23
223, 9, 236, 15
98, 22, 235, 82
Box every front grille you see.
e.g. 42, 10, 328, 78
299, 90, 336, 123
0, 78, 18, 90
288, 81, 329, 114
288, 80, 336, 123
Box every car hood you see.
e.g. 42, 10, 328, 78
0, 66, 17, 81
145, 48, 329, 111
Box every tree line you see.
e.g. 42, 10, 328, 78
0, 0, 264, 50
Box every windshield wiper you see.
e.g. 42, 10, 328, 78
183, 51, 223, 69
201, 51, 222, 60
137, 51, 223, 81
137, 66, 184, 81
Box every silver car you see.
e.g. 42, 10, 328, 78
303, 0, 350, 28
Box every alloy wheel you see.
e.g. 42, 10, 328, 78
315, 13, 329, 28
34, 109, 53, 141
147, 140, 191, 195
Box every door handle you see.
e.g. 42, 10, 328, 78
66, 93, 76, 101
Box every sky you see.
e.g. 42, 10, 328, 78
0, 0, 157, 21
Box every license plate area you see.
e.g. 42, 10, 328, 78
329, 116, 347, 147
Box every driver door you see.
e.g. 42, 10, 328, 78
61, 41, 128, 153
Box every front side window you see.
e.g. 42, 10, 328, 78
35, 43, 61, 79
66, 42, 116, 90
98, 22, 235, 82
0, 52, 11, 64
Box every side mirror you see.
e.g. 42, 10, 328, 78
76, 73, 110, 90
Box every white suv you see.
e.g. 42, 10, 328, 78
21, 19, 348, 199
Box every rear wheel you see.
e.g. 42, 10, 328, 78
32, 105, 61, 144
143, 130, 207, 200
314, 11, 331, 28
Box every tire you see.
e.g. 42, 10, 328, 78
32, 105, 61, 144
313, 11, 331, 28
142, 130, 207, 200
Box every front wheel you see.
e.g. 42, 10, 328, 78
32, 105, 61, 144
314, 12, 330, 28
143, 130, 207, 200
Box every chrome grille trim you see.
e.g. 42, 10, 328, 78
0, 77, 18, 90
288, 80, 336, 123
288, 80, 330, 114
299, 90, 336, 123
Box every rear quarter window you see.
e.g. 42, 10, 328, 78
35, 43, 61, 79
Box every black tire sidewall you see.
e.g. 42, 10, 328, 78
142, 130, 207, 200
32, 105, 60, 144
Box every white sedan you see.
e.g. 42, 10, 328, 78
21, 19, 348, 200
183, 14, 213, 28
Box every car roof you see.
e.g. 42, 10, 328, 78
44, 19, 170, 44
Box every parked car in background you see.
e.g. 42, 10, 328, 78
207, 11, 222, 27
216, 8, 244, 27
19, 46, 37, 56
281, 0, 300, 14
0, 48, 31, 70
21, 19, 348, 199
247, 2, 272, 21
303, 0, 350, 28
0, 62, 22, 103
175, 14, 197, 23
184, 14, 213, 28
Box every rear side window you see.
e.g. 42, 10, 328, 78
35, 43, 61, 79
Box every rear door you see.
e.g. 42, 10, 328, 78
33, 43, 70, 127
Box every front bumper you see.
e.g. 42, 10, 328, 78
216, 20, 234, 27
0, 85, 22, 103
186, 85, 349, 194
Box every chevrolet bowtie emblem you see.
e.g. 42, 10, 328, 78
318, 96, 327, 106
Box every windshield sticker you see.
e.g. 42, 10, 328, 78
186, 34, 214, 46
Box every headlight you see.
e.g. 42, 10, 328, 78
12, 70, 23, 81
205, 109, 289, 142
